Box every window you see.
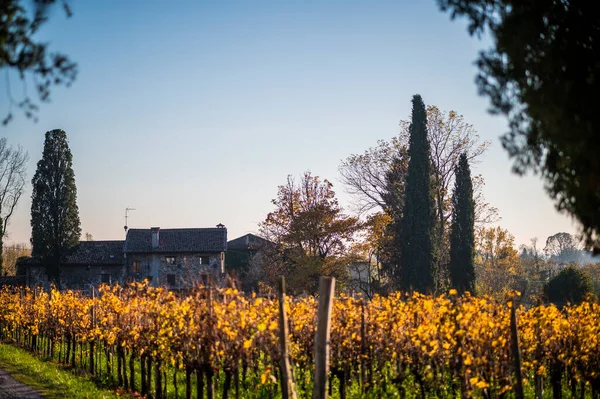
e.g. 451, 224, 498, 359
101, 274, 111, 284
165, 256, 176, 265
200, 256, 210, 265
133, 261, 141, 273
167, 274, 176, 286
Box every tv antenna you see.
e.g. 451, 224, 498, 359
124, 207, 136, 232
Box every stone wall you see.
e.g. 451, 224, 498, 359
26, 264, 126, 290
21, 252, 226, 290
126, 252, 224, 288
0, 276, 26, 287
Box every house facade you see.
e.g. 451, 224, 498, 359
124, 227, 227, 288
226, 233, 270, 271
225, 233, 272, 292
18, 225, 227, 290
20, 240, 126, 290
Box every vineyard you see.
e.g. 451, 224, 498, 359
0, 283, 599, 399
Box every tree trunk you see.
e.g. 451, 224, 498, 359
106, 348, 112, 382
222, 371, 232, 399
141, 355, 147, 396
117, 347, 123, 386
197, 368, 205, 399
173, 360, 179, 399
155, 358, 163, 399
71, 336, 76, 368
65, 336, 71, 365
122, 347, 128, 390
186, 364, 192, 399
0, 230, 4, 276
235, 368, 240, 399
129, 349, 135, 392
550, 362, 563, 399
206, 365, 214, 399
147, 356, 153, 397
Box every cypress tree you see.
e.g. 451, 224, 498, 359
449, 153, 475, 294
381, 152, 408, 285
399, 95, 437, 293
31, 129, 81, 287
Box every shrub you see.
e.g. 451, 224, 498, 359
543, 265, 595, 306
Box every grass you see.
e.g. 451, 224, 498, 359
0, 339, 585, 399
0, 343, 130, 399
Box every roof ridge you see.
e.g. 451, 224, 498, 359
80, 240, 125, 243
125, 228, 227, 253
126, 227, 225, 231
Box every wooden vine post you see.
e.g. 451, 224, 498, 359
206, 286, 214, 399
278, 276, 297, 399
510, 293, 525, 399
313, 276, 335, 399
89, 285, 95, 375
534, 300, 543, 399
360, 300, 367, 392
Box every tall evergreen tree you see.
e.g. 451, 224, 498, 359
449, 153, 475, 294
31, 129, 81, 286
399, 95, 437, 293
380, 152, 408, 286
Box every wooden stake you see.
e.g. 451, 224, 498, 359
510, 296, 525, 399
278, 276, 297, 399
89, 286, 95, 375
313, 277, 335, 399
360, 301, 367, 392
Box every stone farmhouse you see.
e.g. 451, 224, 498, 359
225, 233, 272, 292
125, 227, 226, 288
19, 225, 227, 290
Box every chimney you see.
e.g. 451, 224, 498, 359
151, 227, 160, 249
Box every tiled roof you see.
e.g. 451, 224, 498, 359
66, 241, 125, 265
227, 233, 271, 251
124, 228, 227, 253
16, 241, 125, 266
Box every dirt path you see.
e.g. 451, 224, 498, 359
0, 368, 43, 399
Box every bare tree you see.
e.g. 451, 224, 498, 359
339, 106, 496, 226
339, 138, 407, 215
0, 138, 28, 274
245, 250, 266, 293
340, 106, 496, 291
2, 242, 31, 276
347, 259, 374, 298
472, 176, 500, 227
399, 106, 494, 232
544, 232, 584, 265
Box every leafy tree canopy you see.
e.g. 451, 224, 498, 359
449, 153, 475, 294
259, 171, 361, 293
1, 0, 77, 125
544, 265, 595, 306
31, 129, 80, 285
399, 95, 437, 293
0, 137, 28, 273
544, 232, 585, 264
475, 226, 521, 300
438, 0, 600, 249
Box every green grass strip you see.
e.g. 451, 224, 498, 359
0, 343, 128, 399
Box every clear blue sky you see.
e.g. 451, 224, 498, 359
1, 0, 577, 247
